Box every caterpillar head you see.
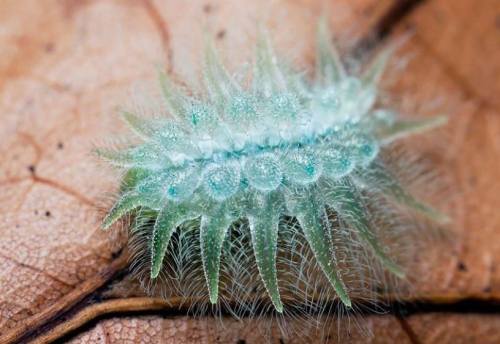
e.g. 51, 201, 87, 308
98, 21, 448, 314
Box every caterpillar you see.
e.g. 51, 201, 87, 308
98, 21, 447, 316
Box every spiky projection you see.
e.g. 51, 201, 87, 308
98, 22, 447, 313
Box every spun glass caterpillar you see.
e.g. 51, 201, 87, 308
98, 21, 447, 315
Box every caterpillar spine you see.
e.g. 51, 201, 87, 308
98, 21, 447, 314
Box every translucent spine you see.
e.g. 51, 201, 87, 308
99, 21, 448, 313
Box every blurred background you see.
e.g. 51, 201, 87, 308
0, 0, 499, 343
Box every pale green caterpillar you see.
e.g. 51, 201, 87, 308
98, 21, 447, 314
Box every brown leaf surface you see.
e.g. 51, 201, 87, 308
0, 0, 498, 343
63, 314, 500, 344
66, 315, 412, 344
387, 0, 500, 299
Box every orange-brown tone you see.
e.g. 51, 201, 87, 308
0, 0, 499, 343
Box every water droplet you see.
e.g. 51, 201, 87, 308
202, 162, 241, 201
244, 153, 282, 192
